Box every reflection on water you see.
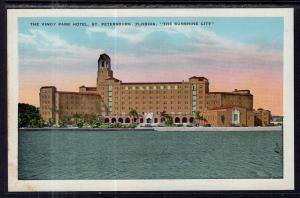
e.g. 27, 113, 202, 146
19, 130, 283, 179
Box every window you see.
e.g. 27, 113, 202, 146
108, 85, 113, 112
234, 114, 238, 121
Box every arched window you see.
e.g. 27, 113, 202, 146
111, 118, 116, 123
104, 118, 110, 123
182, 117, 187, 123
118, 118, 123, 123
175, 117, 180, 123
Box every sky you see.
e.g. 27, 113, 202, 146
18, 17, 283, 115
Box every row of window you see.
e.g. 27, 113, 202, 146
41, 101, 51, 105
102, 85, 196, 90
108, 85, 113, 112
114, 106, 190, 111
40, 95, 51, 99
60, 107, 97, 111
41, 111, 51, 115
101, 85, 204, 91
61, 97, 99, 101
108, 95, 204, 100
192, 89, 197, 114
40, 105, 51, 110
206, 100, 220, 105
101, 90, 205, 96
117, 101, 192, 105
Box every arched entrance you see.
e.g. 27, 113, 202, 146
182, 117, 187, 123
160, 117, 165, 123
175, 117, 180, 123
140, 118, 144, 123
111, 118, 116, 123
118, 118, 123, 123
125, 117, 131, 123
147, 118, 152, 123
145, 112, 154, 124
154, 118, 158, 123
104, 118, 110, 123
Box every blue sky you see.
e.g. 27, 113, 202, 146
19, 17, 283, 52
18, 16, 284, 115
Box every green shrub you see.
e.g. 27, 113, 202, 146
58, 119, 66, 128
100, 124, 110, 128
164, 118, 173, 126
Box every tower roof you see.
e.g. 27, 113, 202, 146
99, 53, 110, 60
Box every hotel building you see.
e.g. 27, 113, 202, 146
40, 53, 271, 126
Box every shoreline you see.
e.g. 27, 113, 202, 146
19, 126, 282, 132
153, 126, 282, 132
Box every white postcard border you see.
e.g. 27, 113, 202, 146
7, 8, 294, 191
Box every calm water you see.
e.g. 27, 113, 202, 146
19, 130, 283, 179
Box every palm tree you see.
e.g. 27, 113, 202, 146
159, 111, 168, 122
159, 110, 167, 118
129, 108, 138, 123
195, 111, 207, 126
159, 111, 173, 125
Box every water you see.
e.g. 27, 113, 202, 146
18, 130, 283, 180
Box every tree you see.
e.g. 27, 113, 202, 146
159, 111, 168, 119
18, 103, 44, 128
159, 111, 173, 126
58, 119, 66, 128
195, 111, 207, 126
164, 117, 173, 126
129, 108, 139, 123
73, 114, 84, 127
92, 116, 103, 128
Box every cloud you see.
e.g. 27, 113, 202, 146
86, 25, 218, 44
18, 27, 283, 114
87, 25, 179, 44
85, 25, 282, 72
18, 30, 105, 72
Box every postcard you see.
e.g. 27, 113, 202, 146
7, 8, 294, 191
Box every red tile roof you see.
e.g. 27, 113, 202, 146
189, 76, 208, 81
41, 86, 56, 89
